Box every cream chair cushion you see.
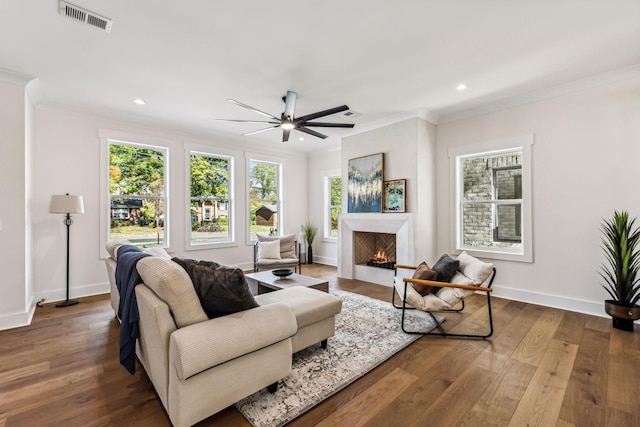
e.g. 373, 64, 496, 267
456, 251, 494, 285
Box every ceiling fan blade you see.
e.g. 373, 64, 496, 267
217, 119, 280, 124
282, 128, 291, 142
228, 99, 280, 121
243, 125, 280, 136
282, 91, 297, 120
297, 127, 328, 139
296, 105, 349, 123
303, 122, 355, 128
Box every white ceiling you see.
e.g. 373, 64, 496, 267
2, 0, 640, 152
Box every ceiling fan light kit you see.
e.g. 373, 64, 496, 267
218, 90, 354, 142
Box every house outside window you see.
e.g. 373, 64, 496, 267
325, 175, 342, 239
248, 158, 282, 240
450, 135, 533, 262
108, 142, 167, 247
189, 151, 232, 246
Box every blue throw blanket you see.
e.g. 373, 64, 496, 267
114, 245, 150, 374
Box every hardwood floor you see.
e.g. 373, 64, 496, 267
1, 264, 639, 426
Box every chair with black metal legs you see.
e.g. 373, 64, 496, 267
392, 264, 497, 339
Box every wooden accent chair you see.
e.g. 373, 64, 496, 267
392, 263, 497, 339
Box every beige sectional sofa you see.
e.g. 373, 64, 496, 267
104, 242, 341, 427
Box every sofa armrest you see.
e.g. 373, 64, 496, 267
170, 303, 297, 380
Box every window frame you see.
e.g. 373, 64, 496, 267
99, 130, 171, 257
246, 153, 284, 244
186, 148, 235, 250
449, 134, 533, 263
323, 172, 342, 241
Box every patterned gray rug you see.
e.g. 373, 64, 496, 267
235, 289, 442, 427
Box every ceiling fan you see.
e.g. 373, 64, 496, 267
217, 90, 355, 142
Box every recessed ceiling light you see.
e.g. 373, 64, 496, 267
456, 83, 468, 91
299, 137, 304, 141
133, 98, 146, 105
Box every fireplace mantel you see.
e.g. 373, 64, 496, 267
338, 213, 414, 286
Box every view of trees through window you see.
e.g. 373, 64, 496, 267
190, 153, 231, 244
327, 176, 341, 238
109, 143, 166, 246
249, 160, 280, 239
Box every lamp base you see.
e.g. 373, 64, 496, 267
56, 299, 79, 307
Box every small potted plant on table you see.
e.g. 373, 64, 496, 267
303, 222, 317, 265
600, 210, 640, 331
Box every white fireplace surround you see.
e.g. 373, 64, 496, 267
338, 213, 414, 286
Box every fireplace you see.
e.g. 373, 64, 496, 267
338, 213, 414, 286
354, 231, 396, 269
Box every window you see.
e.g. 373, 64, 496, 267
189, 152, 232, 246
325, 175, 342, 239
248, 158, 282, 240
450, 135, 533, 262
108, 141, 167, 247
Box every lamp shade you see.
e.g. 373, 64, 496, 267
49, 194, 85, 214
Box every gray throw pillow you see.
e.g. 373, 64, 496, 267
172, 258, 259, 319
432, 254, 459, 283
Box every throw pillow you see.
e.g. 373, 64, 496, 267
172, 258, 259, 319
456, 251, 494, 285
136, 257, 208, 328
258, 239, 281, 260
412, 262, 437, 295
433, 254, 460, 282
256, 233, 297, 259
142, 246, 172, 259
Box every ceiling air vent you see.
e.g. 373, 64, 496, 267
59, 1, 113, 33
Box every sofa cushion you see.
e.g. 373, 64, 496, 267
257, 239, 281, 260
257, 233, 297, 259
172, 258, 259, 319
456, 251, 494, 285
436, 272, 476, 305
136, 257, 208, 328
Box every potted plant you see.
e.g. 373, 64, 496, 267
303, 222, 317, 264
600, 210, 640, 331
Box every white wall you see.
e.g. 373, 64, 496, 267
26, 107, 307, 315
435, 75, 640, 317
306, 149, 341, 265
341, 117, 437, 266
0, 74, 35, 330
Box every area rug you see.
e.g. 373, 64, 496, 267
235, 289, 442, 427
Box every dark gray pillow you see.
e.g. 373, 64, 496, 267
172, 258, 259, 319
432, 254, 459, 282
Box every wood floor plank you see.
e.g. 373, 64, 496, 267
508, 339, 578, 427
511, 307, 565, 367
461, 358, 537, 426
607, 328, 640, 414
316, 367, 418, 427
558, 327, 609, 426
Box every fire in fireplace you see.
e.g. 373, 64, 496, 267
366, 250, 395, 269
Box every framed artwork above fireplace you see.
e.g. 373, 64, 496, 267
383, 179, 406, 213
347, 153, 383, 213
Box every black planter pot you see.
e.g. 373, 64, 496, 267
604, 300, 640, 331
307, 245, 313, 264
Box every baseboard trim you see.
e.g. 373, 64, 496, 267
493, 285, 609, 319
0, 296, 37, 331
311, 255, 337, 266
35, 282, 110, 308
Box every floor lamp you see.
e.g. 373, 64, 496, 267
50, 193, 85, 307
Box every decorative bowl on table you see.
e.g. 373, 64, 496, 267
272, 268, 293, 279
